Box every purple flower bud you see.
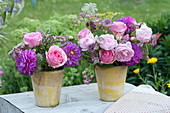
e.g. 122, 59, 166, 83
73, 17, 80, 22
82, 71, 87, 75
14, 0, 20, 4
80, 20, 84, 23
90, 75, 94, 79
90, 21, 96, 32
86, 21, 89, 27
8, 8, 17, 13
102, 18, 112, 26
79, 12, 86, 18
74, 23, 78, 26
36, 29, 44, 34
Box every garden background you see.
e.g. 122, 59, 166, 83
0, 0, 170, 95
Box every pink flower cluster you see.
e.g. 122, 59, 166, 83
77, 17, 155, 66
9, 30, 82, 76
78, 28, 136, 64
24, 32, 67, 69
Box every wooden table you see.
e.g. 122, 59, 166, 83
0, 83, 136, 113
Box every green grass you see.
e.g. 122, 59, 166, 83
12, 0, 170, 22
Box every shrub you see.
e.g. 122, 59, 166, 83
0, 57, 32, 94
147, 12, 170, 38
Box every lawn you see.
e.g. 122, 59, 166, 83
8, 0, 170, 25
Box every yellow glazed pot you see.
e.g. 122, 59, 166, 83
31, 69, 64, 107
95, 65, 128, 101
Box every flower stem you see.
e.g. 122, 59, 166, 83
137, 73, 147, 84
152, 64, 157, 83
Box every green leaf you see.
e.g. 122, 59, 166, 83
0, 35, 9, 41
16, 0, 25, 15
10, 2, 14, 16
45, 27, 51, 34
147, 81, 158, 90
2, 11, 6, 23
156, 81, 161, 87
93, 59, 99, 65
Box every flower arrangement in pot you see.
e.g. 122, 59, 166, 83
74, 3, 161, 101
8, 29, 82, 107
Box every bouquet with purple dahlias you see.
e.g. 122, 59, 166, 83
74, 2, 161, 68
8, 29, 82, 76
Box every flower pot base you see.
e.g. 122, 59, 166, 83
95, 66, 128, 101
31, 70, 64, 107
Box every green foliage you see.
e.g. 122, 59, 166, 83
0, 57, 32, 94
0, 0, 24, 48
63, 67, 82, 86
17, 17, 41, 32
147, 12, 170, 38
127, 13, 170, 95
10, 28, 30, 38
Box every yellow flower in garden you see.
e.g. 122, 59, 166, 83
167, 81, 170, 88
33, 49, 36, 52
133, 68, 139, 74
147, 57, 158, 64
68, 36, 74, 40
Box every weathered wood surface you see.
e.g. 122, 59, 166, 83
0, 83, 136, 113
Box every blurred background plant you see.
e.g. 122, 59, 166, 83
0, 0, 24, 48
0, 0, 169, 95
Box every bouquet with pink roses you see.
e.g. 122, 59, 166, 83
74, 3, 161, 68
8, 29, 82, 76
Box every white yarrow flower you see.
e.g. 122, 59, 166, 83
81, 3, 98, 14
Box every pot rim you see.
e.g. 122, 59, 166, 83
95, 65, 128, 70
34, 68, 64, 74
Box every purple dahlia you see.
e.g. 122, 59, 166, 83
124, 44, 143, 66
16, 49, 37, 76
116, 16, 137, 34
62, 42, 82, 67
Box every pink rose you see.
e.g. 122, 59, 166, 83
99, 49, 116, 64
115, 42, 134, 62
46, 45, 67, 68
24, 32, 43, 48
109, 22, 127, 35
0, 70, 3, 76
136, 23, 152, 43
79, 37, 95, 51
99, 34, 118, 50
78, 28, 93, 40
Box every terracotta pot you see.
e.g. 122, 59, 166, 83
31, 69, 64, 107
95, 65, 128, 101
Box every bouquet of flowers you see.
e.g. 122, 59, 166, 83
8, 29, 82, 76
74, 3, 161, 67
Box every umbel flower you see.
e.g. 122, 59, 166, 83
16, 49, 37, 76
62, 42, 82, 67
81, 2, 98, 14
